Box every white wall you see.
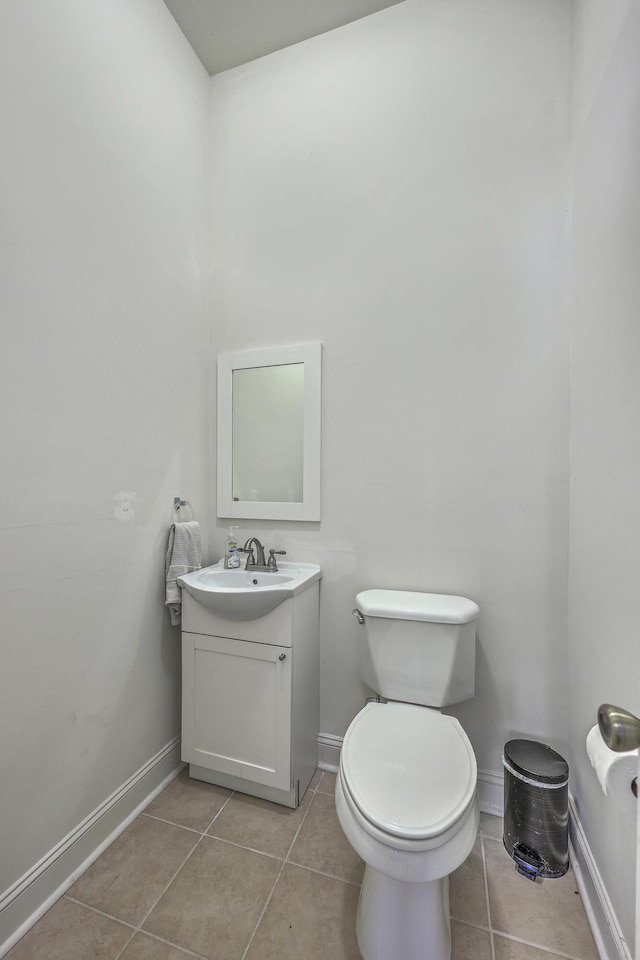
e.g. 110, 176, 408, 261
568, 2, 640, 952
210, 0, 574, 781
0, 0, 211, 904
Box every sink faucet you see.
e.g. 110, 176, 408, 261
239, 538, 287, 572
241, 537, 266, 570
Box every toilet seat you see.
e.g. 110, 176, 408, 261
340, 702, 477, 842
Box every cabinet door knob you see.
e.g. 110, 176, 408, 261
278, 653, 286, 661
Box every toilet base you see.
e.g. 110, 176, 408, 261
356, 864, 451, 960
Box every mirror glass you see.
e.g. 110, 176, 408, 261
232, 363, 304, 503
217, 343, 321, 521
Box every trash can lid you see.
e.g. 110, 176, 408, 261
503, 739, 568, 784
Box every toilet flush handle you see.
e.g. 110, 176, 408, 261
352, 608, 364, 625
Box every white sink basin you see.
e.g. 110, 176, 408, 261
178, 560, 321, 620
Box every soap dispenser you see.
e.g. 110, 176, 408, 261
224, 526, 240, 569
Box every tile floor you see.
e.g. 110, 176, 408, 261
7, 769, 600, 960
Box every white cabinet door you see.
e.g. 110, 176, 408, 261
182, 632, 292, 791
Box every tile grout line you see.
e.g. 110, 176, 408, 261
62, 895, 136, 930
109, 834, 208, 960
449, 917, 493, 935
237, 854, 287, 960
62, 896, 211, 959
122, 928, 212, 960
285, 858, 363, 888
140, 785, 239, 837
284, 776, 362, 887
491, 930, 597, 960
140, 812, 211, 835
202, 788, 238, 835
479, 827, 595, 960
60, 774, 343, 960
63, 895, 212, 960
480, 833, 497, 960
108, 790, 239, 960
239, 780, 322, 960
199, 834, 287, 864
177, 782, 361, 886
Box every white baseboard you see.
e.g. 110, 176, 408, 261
318, 733, 505, 816
0, 737, 183, 959
569, 794, 631, 960
477, 768, 504, 816
317, 732, 342, 772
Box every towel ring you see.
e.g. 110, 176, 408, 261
173, 497, 195, 520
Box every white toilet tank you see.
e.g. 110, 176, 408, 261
355, 589, 480, 708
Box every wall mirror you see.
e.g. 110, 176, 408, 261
217, 343, 321, 521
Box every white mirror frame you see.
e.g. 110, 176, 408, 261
217, 343, 322, 521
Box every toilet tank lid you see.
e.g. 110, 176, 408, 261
355, 589, 479, 624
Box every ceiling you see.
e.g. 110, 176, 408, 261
163, 0, 406, 75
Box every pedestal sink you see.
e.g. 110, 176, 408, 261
177, 560, 321, 621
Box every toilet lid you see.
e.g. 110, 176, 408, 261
341, 703, 477, 841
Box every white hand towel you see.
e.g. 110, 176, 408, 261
165, 521, 201, 625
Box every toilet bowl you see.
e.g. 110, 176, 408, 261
336, 589, 480, 960
336, 701, 479, 960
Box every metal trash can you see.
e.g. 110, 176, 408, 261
502, 739, 569, 881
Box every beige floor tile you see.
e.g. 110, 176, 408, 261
451, 920, 492, 960
480, 812, 504, 841
68, 816, 198, 925
289, 791, 364, 884
143, 768, 232, 833
119, 932, 198, 959
7, 769, 608, 960
450, 838, 488, 928
143, 836, 280, 959
494, 935, 568, 960
207, 789, 311, 858
317, 771, 337, 795
6, 897, 132, 960
484, 839, 599, 960
246, 863, 362, 960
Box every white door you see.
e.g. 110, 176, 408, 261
182, 632, 292, 791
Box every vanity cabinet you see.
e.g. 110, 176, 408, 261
180, 581, 319, 808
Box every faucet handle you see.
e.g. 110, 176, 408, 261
268, 548, 286, 571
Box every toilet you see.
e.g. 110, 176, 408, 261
335, 588, 481, 960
